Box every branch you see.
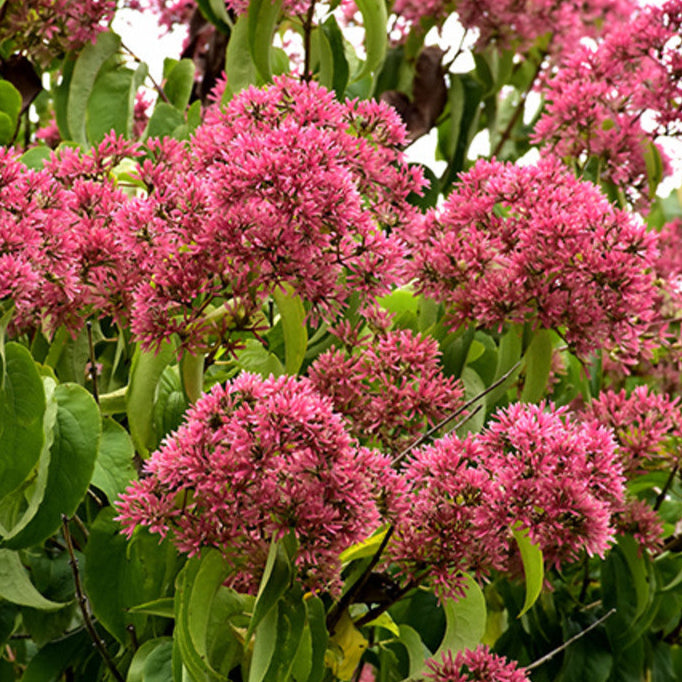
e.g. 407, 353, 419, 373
301, 1, 317, 83
526, 608, 616, 671
120, 41, 171, 104
86, 321, 99, 405
61, 515, 124, 682
327, 526, 394, 632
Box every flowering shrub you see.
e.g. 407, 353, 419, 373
0, 0, 681, 680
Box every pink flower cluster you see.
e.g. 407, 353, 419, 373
408, 157, 659, 362
128, 75, 420, 352
534, 0, 682, 206
308, 328, 463, 453
0, 0, 115, 65
0, 135, 140, 334
391, 402, 625, 598
115, 373, 391, 594
583, 386, 682, 474
425, 645, 530, 682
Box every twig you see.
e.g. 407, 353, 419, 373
86, 321, 99, 405
491, 51, 547, 159
526, 608, 616, 671
394, 360, 521, 466
61, 515, 124, 682
120, 41, 171, 104
354, 577, 422, 629
327, 526, 395, 633
654, 462, 679, 512
301, 1, 317, 82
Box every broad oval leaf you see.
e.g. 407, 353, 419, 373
272, 285, 307, 376
353, 0, 387, 82
0, 550, 64, 610
520, 327, 553, 404
3, 383, 100, 550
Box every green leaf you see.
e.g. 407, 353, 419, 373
144, 102, 186, 140
433, 575, 486, 659
22, 629, 91, 682
126, 340, 176, 457
643, 141, 664, 200
236, 339, 284, 378
320, 15, 350, 98
175, 550, 250, 681
129, 597, 175, 619
67, 31, 122, 145
305, 596, 328, 682
180, 350, 205, 404
0, 80, 22, 126
0, 550, 64, 610
457, 367, 486, 436
520, 328, 553, 403
272, 285, 308, 375
247, 0, 282, 82
339, 526, 390, 564
399, 624, 431, 678
19, 146, 51, 170
512, 525, 544, 616
3, 383, 100, 550
250, 586, 306, 682
165, 59, 195, 110
84, 508, 178, 644
0, 111, 13, 145
224, 15, 259, 100
85, 58, 134, 144
128, 638, 174, 682
246, 539, 292, 641
353, 0, 387, 82
91, 416, 137, 503
0, 343, 47, 501
196, 0, 233, 32
486, 325, 522, 407
152, 366, 189, 446
327, 609, 369, 681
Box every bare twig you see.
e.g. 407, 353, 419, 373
354, 576, 423, 629
61, 515, 124, 682
526, 608, 616, 671
301, 1, 317, 83
121, 41, 171, 104
654, 462, 679, 512
394, 360, 521, 466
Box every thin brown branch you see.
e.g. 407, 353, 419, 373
526, 608, 616, 671
61, 515, 124, 682
86, 321, 99, 404
301, 1, 317, 82
121, 41, 171, 104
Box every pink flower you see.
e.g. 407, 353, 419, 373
116, 373, 392, 594
480, 402, 625, 568
0, 0, 115, 65
534, 0, 682, 207
425, 645, 530, 682
408, 157, 659, 363
308, 328, 464, 453
130, 75, 421, 353
582, 386, 682, 474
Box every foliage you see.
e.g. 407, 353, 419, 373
1, 0, 682, 680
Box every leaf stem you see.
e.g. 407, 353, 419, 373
61, 515, 124, 682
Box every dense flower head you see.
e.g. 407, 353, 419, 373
534, 0, 682, 206
613, 497, 664, 551
116, 372, 391, 593
130, 75, 421, 353
0, 148, 79, 333
582, 386, 682, 474
409, 157, 659, 362
308, 327, 464, 453
480, 402, 625, 568
0, 0, 115, 65
390, 435, 508, 599
425, 645, 530, 682
389, 0, 634, 54
391, 401, 625, 598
